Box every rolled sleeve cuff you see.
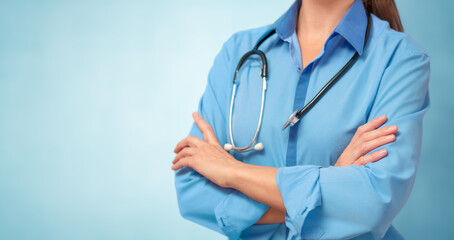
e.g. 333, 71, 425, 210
276, 165, 322, 238
214, 191, 269, 239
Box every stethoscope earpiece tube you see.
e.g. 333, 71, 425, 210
227, 74, 267, 153
227, 50, 268, 152
233, 50, 268, 83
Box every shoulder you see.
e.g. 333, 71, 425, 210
206, 24, 275, 99
364, 15, 431, 121
365, 13, 430, 90
368, 14, 429, 60
220, 24, 275, 63
209, 24, 274, 80
366, 14, 430, 102
210, 23, 274, 73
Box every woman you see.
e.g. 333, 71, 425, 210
172, 0, 430, 239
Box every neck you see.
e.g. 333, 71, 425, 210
297, 0, 355, 41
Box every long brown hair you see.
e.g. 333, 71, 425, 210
362, 0, 404, 32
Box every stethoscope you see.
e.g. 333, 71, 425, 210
224, 12, 371, 152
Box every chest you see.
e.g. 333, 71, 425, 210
226, 37, 383, 168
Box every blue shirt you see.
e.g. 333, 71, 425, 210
174, 0, 431, 239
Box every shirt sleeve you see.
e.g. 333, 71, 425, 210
174, 34, 269, 239
275, 45, 431, 239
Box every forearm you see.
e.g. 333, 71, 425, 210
227, 163, 286, 212
255, 207, 285, 224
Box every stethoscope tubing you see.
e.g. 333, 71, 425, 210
225, 12, 372, 152
291, 12, 372, 124
227, 77, 267, 152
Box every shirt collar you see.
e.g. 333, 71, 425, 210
274, 0, 300, 41
273, 0, 368, 55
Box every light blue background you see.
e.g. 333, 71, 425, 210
0, 0, 452, 239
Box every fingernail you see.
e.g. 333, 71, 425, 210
387, 134, 395, 140
379, 149, 387, 154
387, 125, 397, 131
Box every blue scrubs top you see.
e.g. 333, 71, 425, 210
174, 0, 431, 239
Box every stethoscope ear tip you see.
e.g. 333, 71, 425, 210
254, 143, 264, 151
224, 143, 233, 151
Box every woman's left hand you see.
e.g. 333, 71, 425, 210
172, 112, 244, 188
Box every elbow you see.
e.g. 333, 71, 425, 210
174, 169, 225, 226
178, 205, 193, 221
314, 162, 418, 239
176, 192, 195, 221
174, 169, 197, 221
361, 200, 395, 237
355, 168, 416, 237
175, 182, 196, 221
175, 185, 230, 237
361, 180, 415, 236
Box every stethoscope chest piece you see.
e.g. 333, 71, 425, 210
282, 108, 301, 131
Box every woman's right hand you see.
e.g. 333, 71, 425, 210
335, 115, 398, 167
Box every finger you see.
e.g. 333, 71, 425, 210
357, 115, 387, 134
361, 125, 398, 142
174, 135, 204, 153
360, 134, 396, 156
354, 149, 388, 166
172, 147, 195, 164
171, 156, 193, 171
193, 112, 220, 144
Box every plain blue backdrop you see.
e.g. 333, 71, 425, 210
0, 0, 452, 239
